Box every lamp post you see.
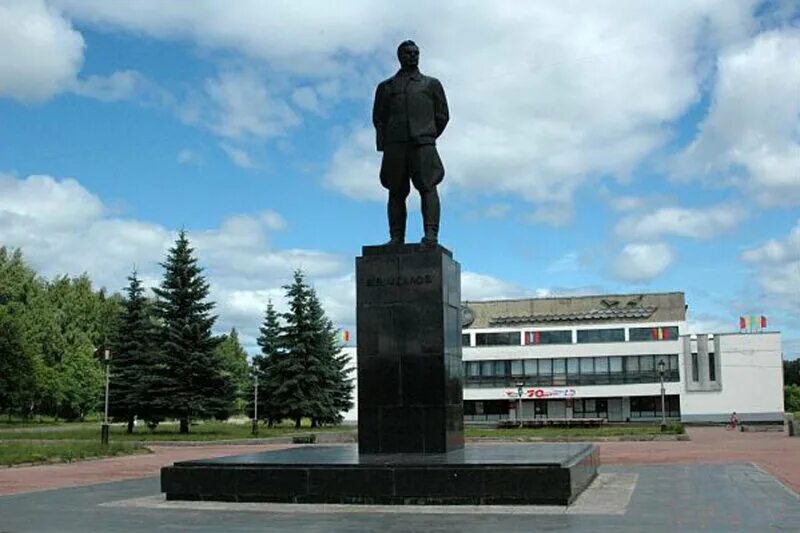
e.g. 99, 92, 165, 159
515, 381, 525, 428
252, 372, 259, 437
101, 347, 111, 445
658, 359, 667, 432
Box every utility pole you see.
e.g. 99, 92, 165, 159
252, 372, 259, 436
102, 347, 111, 445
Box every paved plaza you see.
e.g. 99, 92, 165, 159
1, 428, 798, 532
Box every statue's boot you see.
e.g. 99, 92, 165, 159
385, 191, 406, 245
420, 188, 440, 246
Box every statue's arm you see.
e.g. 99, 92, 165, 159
433, 79, 449, 137
372, 82, 386, 152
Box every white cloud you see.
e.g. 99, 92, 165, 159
52, 1, 773, 220
461, 272, 531, 301
291, 86, 322, 115
181, 68, 300, 140
0, 0, 84, 102
483, 203, 512, 219
219, 143, 255, 169
0, 173, 349, 353
176, 148, 203, 167
741, 219, 800, 312
71, 69, 167, 104
674, 30, 800, 206
612, 242, 674, 282
323, 126, 383, 201
616, 204, 746, 240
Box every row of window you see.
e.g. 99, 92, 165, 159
464, 326, 679, 347
463, 395, 681, 420
463, 354, 680, 387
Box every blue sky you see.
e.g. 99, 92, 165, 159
0, 1, 798, 358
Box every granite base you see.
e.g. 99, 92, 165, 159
161, 443, 599, 505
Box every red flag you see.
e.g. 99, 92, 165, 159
760, 316, 767, 328
342, 330, 350, 342
739, 317, 746, 330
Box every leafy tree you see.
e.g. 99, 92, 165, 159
214, 328, 250, 416
150, 230, 227, 433
0, 308, 37, 417
252, 300, 284, 426
786, 385, 800, 413
784, 358, 800, 386
109, 270, 157, 433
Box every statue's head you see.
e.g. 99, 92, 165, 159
397, 40, 419, 69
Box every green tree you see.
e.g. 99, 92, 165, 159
784, 358, 800, 386
214, 328, 250, 416
253, 300, 284, 426
151, 230, 227, 433
270, 270, 318, 428
306, 288, 353, 426
109, 270, 157, 433
785, 385, 800, 413
267, 271, 353, 428
0, 308, 37, 417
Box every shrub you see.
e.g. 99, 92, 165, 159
665, 421, 684, 434
292, 434, 316, 444
784, 385, 800, 413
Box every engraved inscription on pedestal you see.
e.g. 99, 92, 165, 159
356, 243, 463, 454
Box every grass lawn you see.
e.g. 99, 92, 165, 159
465, 425, 683, 439
0, 441, 148, 467
0, 420, 353, 442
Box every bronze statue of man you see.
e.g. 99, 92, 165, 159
373, 40, 449, 245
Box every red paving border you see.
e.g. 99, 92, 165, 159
0, 444, 294, 496
600, 426, 800, 496
1, 427, 798, 497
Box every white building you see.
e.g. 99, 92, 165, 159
342, 291, 784, 424
461, 292, 784, 424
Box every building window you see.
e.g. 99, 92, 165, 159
524, 359, 537, 377
524, 330, 572, 345
708, 353, 716, 381
475, 331, 520, 346
576, 328, 625, 343
629, 326, 679, 342
631, 395, 680, 418
552, 358, 566, 385
465, 353, 680, 388
462, 334, 470, 346
691, 353, 699, 382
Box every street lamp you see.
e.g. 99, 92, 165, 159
101, 347, 111, 445
515, 381, 525, 428
658, 359, 667, 432
252, 372, 259, 436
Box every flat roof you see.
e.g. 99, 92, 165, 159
463, 292, 686, 329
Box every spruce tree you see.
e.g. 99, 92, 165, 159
253, 300, 283, 426
272, 270, 323, 428
109, 270, 156, 433
151, 230, 226, 433
306, 288, 353, 426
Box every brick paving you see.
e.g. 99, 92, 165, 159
0, 443, 294, 496
600, 426, 800, 495
2, 427, 798, 499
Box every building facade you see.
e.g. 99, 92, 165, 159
461, 292, 784, 424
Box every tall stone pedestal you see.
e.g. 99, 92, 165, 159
356, 243, 463, 454
160, 242, 601, 505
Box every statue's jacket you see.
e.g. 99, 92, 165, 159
373, 70, 449, 151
